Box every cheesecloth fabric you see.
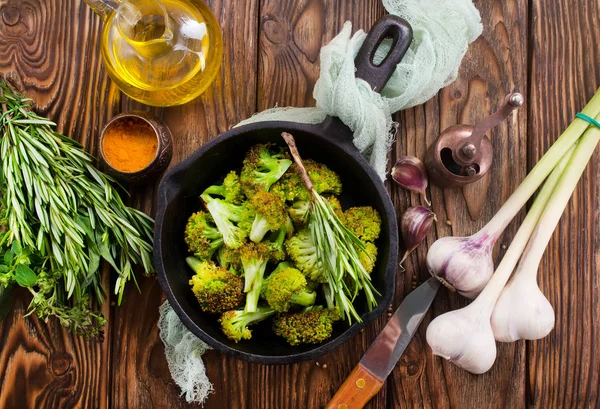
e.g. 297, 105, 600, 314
158, 0, 482, 404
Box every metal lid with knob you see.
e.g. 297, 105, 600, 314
425, 92, 524, 188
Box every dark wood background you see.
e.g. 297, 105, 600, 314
0, 0, 599, 407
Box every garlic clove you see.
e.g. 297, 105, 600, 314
400, 206, 436, 264
491, 274, 555, 342
426, 233, 495, 299
391, 156, 431, 205
426, 302, 497, 375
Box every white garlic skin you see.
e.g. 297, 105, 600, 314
491, 274, 555, 342
426, 234, 495, 299
426, 303, 497, 374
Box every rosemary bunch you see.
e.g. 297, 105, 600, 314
0, 77, 153, 337
281, 132, 379, 324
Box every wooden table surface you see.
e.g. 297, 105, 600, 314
1, 0, 599, 408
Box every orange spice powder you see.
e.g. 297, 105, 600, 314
102, 118, 158, 172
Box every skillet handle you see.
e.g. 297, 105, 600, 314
354, 15, 413, 93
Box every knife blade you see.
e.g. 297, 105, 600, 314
325, 277, 441, 409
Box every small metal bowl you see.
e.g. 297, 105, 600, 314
99, 111, 173, 184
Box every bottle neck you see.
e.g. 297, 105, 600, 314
84, 0, 120, 22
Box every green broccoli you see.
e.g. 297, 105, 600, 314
240, 144, 292, 196
272, 306, 340, 345
187, 257, 244, 314
288, 200, 310, 226
216, 246, 242, 274
357, 241, 378, 274
342, 206, 382, 242
288, 196, 342, 227
271, 160, 342, 202
219, 306, 276, 342
285, 228, 324, 283
184, 211, 224, 260
271, 261, 294, 274
205, 199, 248, 249
261, 267, 317, 312
201, 171, 244, 204
268, 216, 294, 262
248, 191, 288, 242
326, 196, 343, 217
240, 242, 274, 312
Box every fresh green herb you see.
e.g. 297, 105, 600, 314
0, 76, 153, 338
281, 132, 379, 324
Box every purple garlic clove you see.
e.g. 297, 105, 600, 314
391, 156, 431, 205
400, 205, 437, 264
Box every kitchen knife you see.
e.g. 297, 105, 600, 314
325, 277, 441, 409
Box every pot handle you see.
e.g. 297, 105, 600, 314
354, 15, 413, 92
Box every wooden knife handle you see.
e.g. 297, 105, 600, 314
325, 364, 385, 409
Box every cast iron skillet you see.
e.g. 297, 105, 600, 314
154, 15, 412, 364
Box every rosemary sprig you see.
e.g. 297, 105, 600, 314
0, 77, 154, 337
281, 132, 379, 324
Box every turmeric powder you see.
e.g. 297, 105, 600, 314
102, 118, 158, 172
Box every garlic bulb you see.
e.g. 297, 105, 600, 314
426, 299, 497, 374
426, 231, 495, 299
491, 272, 554, 342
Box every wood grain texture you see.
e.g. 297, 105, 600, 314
108, 1, 260, 408
527, 0, 600, 408
0, 0, 117, 408
2, 0, 600, 408
390, 0, 529, 408
256, 2, 388, 409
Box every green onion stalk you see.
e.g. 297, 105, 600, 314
281, 132, 379, 324
0, 76, 154, 338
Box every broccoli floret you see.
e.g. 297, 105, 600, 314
240, 144, 292, 196
288, 196, 341, 227
261, 268, 317, 312
326, 196, 343, 217
205, 199, 248, 249
268, 216, 294, 262
357, 241, 378, 274
285, 228, 324, 283
272, 306, 340, 345
289, 200, 310, 226
271, 160, 342, 202
271, 261, 294, 274
216, 246, 242, 274
184, 211, 224, 260
240, 242, 274, 312
187, 257, 244, 313
201, 171, 244, 204
342, 206, 382, 242
248, 191, 287, 242
219, 306, 276, 342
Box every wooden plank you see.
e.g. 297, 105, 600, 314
389, 0, 529, 408
527, 0, 600, 407
0, 0, 117, 408
107, 0, 260, 408
256, 1, 386, 409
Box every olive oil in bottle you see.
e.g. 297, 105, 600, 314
85, 0, 223, 106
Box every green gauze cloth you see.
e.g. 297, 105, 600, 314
158, 0, 482, 404
238, 0, 482, 180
